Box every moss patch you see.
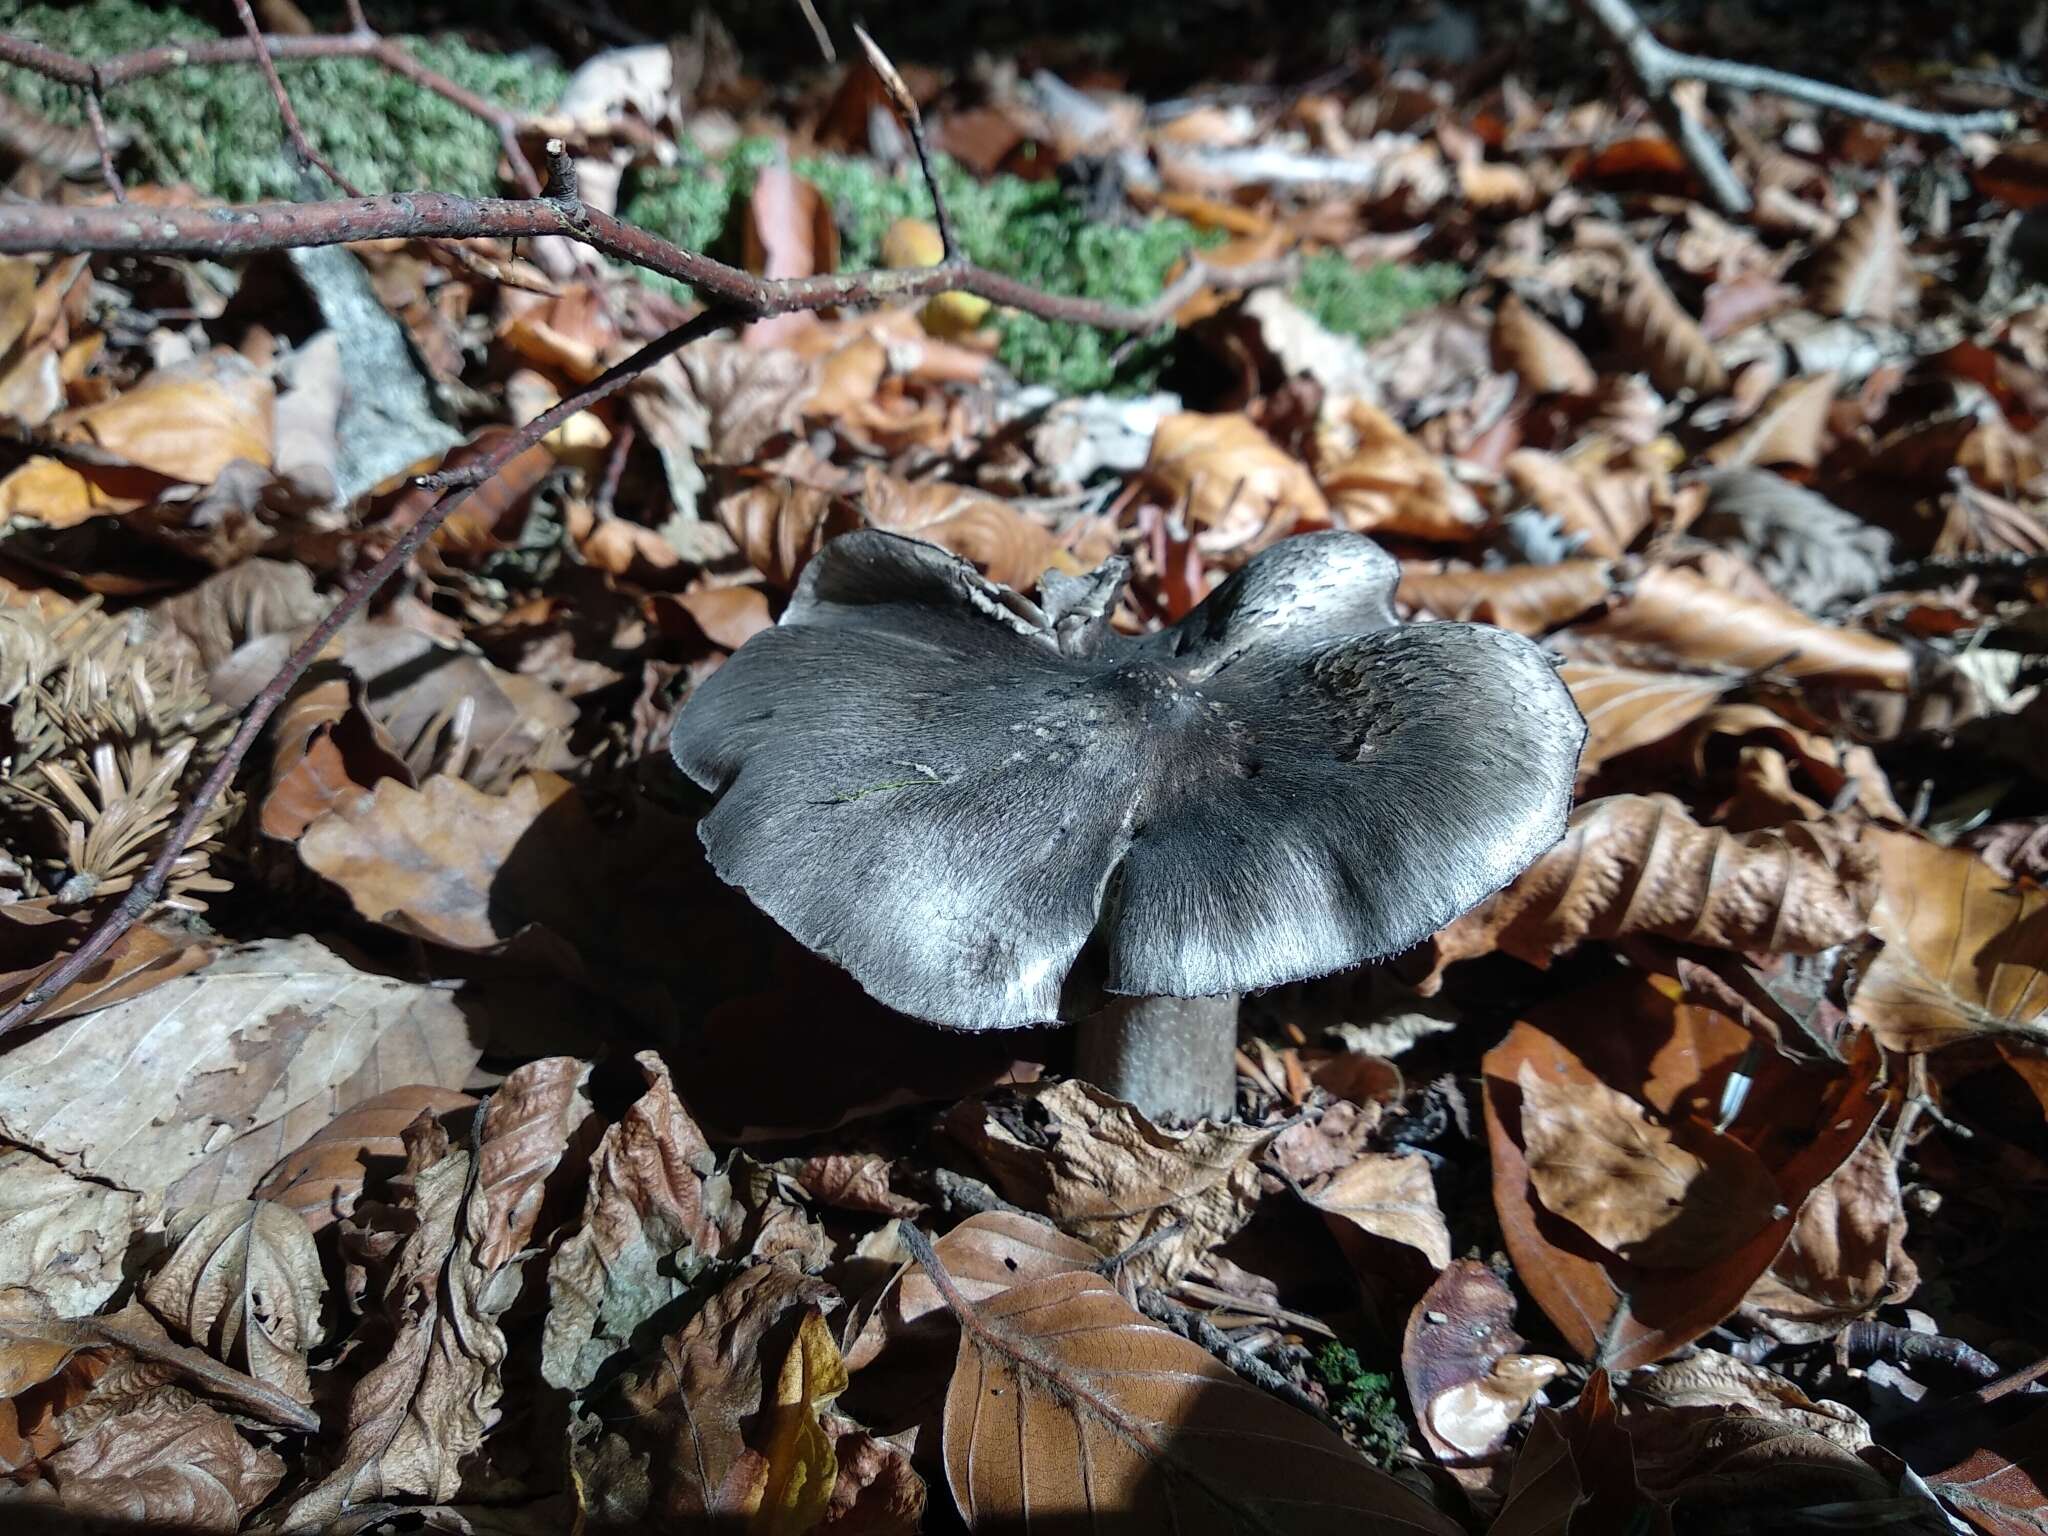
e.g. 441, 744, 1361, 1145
0, 0, 565, 200
1310, 1340, 1408, 1464
1292, 250, 1467, 343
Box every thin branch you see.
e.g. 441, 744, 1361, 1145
0, 191, 1293, 332
79, 84, 122, 202
0, 23, 542, 197
794, 0, 836, 63
855, 25, 959, 260
1574, 0, 2015, 217
231, 0, 363, 196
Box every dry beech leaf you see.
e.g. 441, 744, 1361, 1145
1426, 794, 1879, 985
749, 1307, 850, 1535
0, 910, 214, 1028
1739, 1130, 1915, 1344
0, 1148, 138, 1319
472, 1056, 595, 1273
1704, 371, 1838, 468
820, 1409, 926, 1534
1492, 292, 1597, 395
1628, 1352, 1875, 1458
1504, 446, 1658, 558
1317, 398, 1487, 542
1145, 410, 1330, 551
1684, 702, 1907, 827
542, 1051, 726, 1393
741, 167, 839, 350
947, 1079, 1270, 1288
1607, 244, 1728, 398
718, 478, 861, 589
141, 1201, 324, 1403
1851, 831, 2048, 1051
260, 671, 413, 842
1585, 564, 1913, 689
1484, 976, 1882, 1370
861, 467, 1066, 591
251, 1085, 477, 1233
1403, 1260, 1562, 1464
0, 935, 477, 1215
1928, 1399, 2048, 1536
911, 1236, 1464, 1535
1559, 659, 1736, 774
784, 1152, 921, 1219
1304, 1150, 1453, 1271
56, 352, 276, 482
676, 584, 774, 651
1399, 559, 1614, 634
1809, 178, 1906, 322
1517, 1060, 1781, 1268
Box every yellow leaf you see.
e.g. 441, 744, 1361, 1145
747, 1307, 848, 1536
0, 453, 147, 527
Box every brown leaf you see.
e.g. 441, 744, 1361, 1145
820, 1410, 926, 1534
140, 1201, 325, 1402
1559, 659, 1736, 774
1851, 831, 2048, 1051
1739, 1131, 1916, 1344
1517, 1060, 1781, 1267
675, 584, 774, 650
742, 167, 839, 350
542, 1052, 726, 1393
1145, 411, 1331, 551
251, 1085, 477, 1233
860, 468, 1067, 591
1492, 292, 1597, 395
1317, 398, 1487, 542
1304, 1151, 1453, 1270
473, 1056, 595, 1272
260, 670, 413, 842
0, 1148, 138, 1319
717, 478, 861, 589
947, 1079, 1270, 1287
1607, 244, 1728, 397
1504, 446, 1659, 557
1483, 976, 1882, 1369
1704, 372, 1838, 468
1403, 1261, 1562, 1464
786, 1152, 922, 1219
1928, 1399, 2048, 1536
0, 906, 214, 1027
1583, 564, 1913, 688
56, 351, 276, 483
915, 1239, 1464, 1534
0, 935, 480, 1215
1399, 559, 1614, 634
1426, 794, 1879, 984
1809, 178, 1906, 322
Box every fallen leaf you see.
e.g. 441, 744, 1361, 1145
1704, 372, 1838, 468
1399, 559, 1615, 634
1318, 398, 1488, 542
0, 935, 480, 1215
1851, 830, 2048, 1051
1304, 1151, 1453, 1271
56, 351, 276, 482
1689, 470, 1892, 613
1145, 411, 1330, 551
1929, 1398, 2048, 1536
947, 1080, 1270, 1287
717, 478, 861, 590
749, 1308, 850, 1536
1492, 292, 1597, 395
1425, 794, 1879, 985
1403, 1261, 1563, 1463
1559, 660, 1736, 774
1504, 446, 1658, 558
542, 1052, 727, 1393
1606, 243, 1727, 397
1583, 564, 1913, 688
913, 1236, 1464, 1535
0, 1148, 138, 1318
861, 468, 1067, 591
1809, 178, 1906, 322
1739, 1126, 1916, 1344
250, 1085, 477, 1233
141, 1201, 325, 1402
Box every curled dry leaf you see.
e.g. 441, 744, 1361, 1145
0, 935, 478, 1215
1690, 470, 1892, 614
1809, 178, 1906, 322
1703, 372, 1838, 469
251, 1085, 477, 1233
860, 467, 1067, 592
911, 1234, 1465, 1536
1559, 659, 1736, 774
749, 1307, 851, 1536
1484, 976, 1882, 1370
1403, 1260, 1562, 1464
718, 477, 860, 589
1144, 410, 1330, 552
1516, 1060, 1782, 1268
675, 584, 774, 651
946, 1079, 1269, 1288
1504, 445, 1658, 558
1303, 1150, 1453, 1271
1492, 292, 1597, 395
259, 671, 412, 842
1317, 398, 1488, 542
1425, 794, 1879, 986
1739, 1130, 1916, 1345
542, 1052, 726, 1393
1584, 564, 1913, 689
140, 1201, 325, 1403
0, 1148, 138, 1318
1626, 1352, 1875, 1458
1851, 830, 2048, 1052
1607, 244, 1728, 398
472, 1056, 596, 1273
1399, 560, 1615, 634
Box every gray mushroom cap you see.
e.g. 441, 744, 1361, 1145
671, 529, 1586, 1031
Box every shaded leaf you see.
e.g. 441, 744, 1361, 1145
1145, 411, 1330, 551
860, 467, 1067, 591
1809, 178, 1906, 322
0, 1148, 138, 1318
1318, 399, 1488, 542
1559, 660, 1736, 774
141, 1200, 325, 1402
1304, 1151, 1453, 1271
1607, 244, 1727, 397
1739, 1130, 1916, 1344
250, 1085, 477, 1233
1403, 1261, 1562, 1464
1492, 293, 1597, 396
1703, 372, 1838, 469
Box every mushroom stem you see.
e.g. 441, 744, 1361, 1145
1077, 993, 1240, 1123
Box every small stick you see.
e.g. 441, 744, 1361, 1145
79, 81, 122, 201
232, 0, 363, 196
855, 26, 958, 260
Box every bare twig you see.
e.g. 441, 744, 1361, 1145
78, 85, 122, 201
231, 0, 363, 196
794, 0, 836, 63
855, 25, 958, 259
1134, 1286, 1344, 1432
1574, 0, 2015, 217
0, 21, 542, 196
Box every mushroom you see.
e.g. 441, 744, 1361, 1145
670, 528, 1585, 1122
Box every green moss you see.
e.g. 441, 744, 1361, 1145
1293, 250, 1466, 343
0, 0, 565, 200
1310, 1341, 1408, 1465
624, 147, 1220, 393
